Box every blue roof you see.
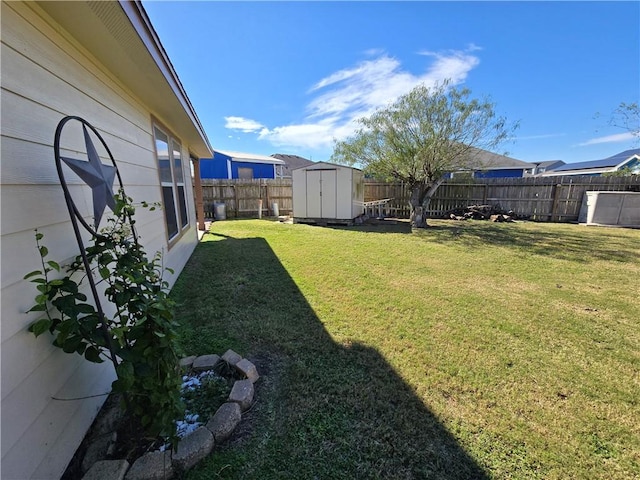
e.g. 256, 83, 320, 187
552, 148, 640, 171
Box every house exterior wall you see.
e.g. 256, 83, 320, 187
625, 157, 640, 173
200, 157, 230, 178
200, 156, 279, 179
230, 161, 276, 179
1, 2, 199, 478
474, 168, 525, 179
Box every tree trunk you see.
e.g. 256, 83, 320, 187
409, 179, 444, 228
409, 186, 428, 228
421, 178, 444, 224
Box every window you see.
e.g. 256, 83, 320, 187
238, 167, 253, 179
154, 125, 189, 241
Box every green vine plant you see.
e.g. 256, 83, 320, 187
24, 190, 184, 449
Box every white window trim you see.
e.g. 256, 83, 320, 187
153, 123, 190, 245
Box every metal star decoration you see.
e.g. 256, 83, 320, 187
60, 124, 117, 229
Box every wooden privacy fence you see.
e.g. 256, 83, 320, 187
366, 176, 640, 221
196, 176, 640, 222
199, 179, 293, 218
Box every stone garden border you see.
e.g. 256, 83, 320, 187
81, 350, 259, 480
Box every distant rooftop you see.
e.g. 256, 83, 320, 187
271, 153, 315, 176
535, 160, 565, 169
215, 149, 285, 164
465, 147, 532, 169
551, 148, 640, 172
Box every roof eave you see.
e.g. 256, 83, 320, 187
35, 1, 212, 158
616, 154, 640, 170
119, 1, 212, 157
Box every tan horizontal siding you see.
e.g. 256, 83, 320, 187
1, 133, 159, 187
3, 360, 115, 480
1, 2, 198, 478
2, 3, 149, 140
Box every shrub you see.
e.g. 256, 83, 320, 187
25, 191, 184, 447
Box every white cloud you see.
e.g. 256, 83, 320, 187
517, 133, 567, 141
225, 47, 481, 153
578, 132, 637, 146
258, 124, 335, 150
363, 48, 385, 57
224, 116, 265, 133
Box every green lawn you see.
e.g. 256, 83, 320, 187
170, 219, 640, 479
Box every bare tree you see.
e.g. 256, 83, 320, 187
610, 102, 640, 141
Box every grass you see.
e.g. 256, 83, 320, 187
170, 219, 640, 479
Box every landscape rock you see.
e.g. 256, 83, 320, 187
228, 379, 254, 411
179, 355, 197, 370
235, 358, 259, 383
206, 402, 242, 442
221, 349, 243, 366
229, 379, 254, 412
172, 426, 214, 472
81, 433, 117, 473
192, 354, 220, 372
90, 395, 125, 437
125, 451, 173, 480
82, 460, 129, 480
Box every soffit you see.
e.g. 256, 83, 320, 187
35, 1, 211, 158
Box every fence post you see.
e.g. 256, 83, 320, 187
233, 184, 238, 217
265, 182, 271, 215
551, 184, 562, 222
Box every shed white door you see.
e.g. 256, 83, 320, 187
306, 169, 337, 218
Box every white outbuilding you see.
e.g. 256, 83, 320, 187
292, 162, 364, 223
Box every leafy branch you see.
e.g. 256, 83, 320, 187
25, 191, 183, 447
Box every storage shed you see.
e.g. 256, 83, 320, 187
578, 191, 640, 227
292, 162, 364, 223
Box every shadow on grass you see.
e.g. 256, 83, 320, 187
326, 218, 414, 235
316, 217, 638, 264
171, 232, 489, 480
415, 220, 640, 264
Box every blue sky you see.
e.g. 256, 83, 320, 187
143, 1, 639, 164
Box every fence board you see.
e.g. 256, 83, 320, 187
198, 179, 294, 218
194, 176, 639, 222
364, 176, 640, 222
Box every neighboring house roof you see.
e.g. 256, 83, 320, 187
271, 153, 315, 176
215, 150, 285, 165
536, 160, 565, 170
539, 148, 640, 176
530, 160, 566, 175
450, 147, 533, 172
36, 0, 212, 158
470, 148, 533, 169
